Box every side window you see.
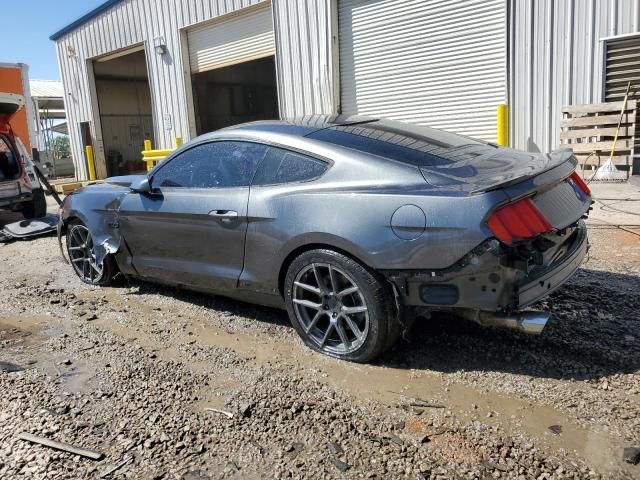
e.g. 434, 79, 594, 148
151, 141, 267, 188
252, 147, 328, 186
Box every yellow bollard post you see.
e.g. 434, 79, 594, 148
497, 104, 509, 147
85, 146, 96, 181
144, 139, 152, 151
175, 137, 183, 148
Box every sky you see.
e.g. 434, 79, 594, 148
0, 0, 106, 80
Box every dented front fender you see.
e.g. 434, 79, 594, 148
58, 184, 130, 269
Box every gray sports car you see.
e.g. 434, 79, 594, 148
59, 116, 591, 362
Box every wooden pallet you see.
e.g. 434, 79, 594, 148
560, 100, 637, 179
51, 180, 104, 195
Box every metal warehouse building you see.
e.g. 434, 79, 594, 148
52, 0, 640, 180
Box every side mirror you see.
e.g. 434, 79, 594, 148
131, 177, 152, 194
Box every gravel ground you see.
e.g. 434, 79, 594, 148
0, 210, 639, 479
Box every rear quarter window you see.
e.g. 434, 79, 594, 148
308, 127, 452, 167
252, 147, 328, 185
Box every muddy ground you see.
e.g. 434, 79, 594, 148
0, 209, 639, 479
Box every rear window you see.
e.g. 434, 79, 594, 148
306, 120, 494, 167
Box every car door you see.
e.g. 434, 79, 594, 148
118, 140, 268, 292
240, 146, 331, 294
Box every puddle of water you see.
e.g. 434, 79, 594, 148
57, 359, 93, 394
0, 315, 93, 393
80, 296, 631, 474
172, 322, 630, 474
0, 315, 50, 337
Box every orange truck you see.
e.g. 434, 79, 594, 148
0, 62, 46, 218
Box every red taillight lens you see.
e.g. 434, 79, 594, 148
570, 171, 591, 196
487, 198, 553, 244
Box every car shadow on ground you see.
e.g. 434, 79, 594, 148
380, 267, 640, 381
118, 267, 640, 382
121, 278, 290, 328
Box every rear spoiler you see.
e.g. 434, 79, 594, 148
473, 151, 577, 196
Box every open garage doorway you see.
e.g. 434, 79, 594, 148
191, 56, 278, 134
93, 48, 153, 176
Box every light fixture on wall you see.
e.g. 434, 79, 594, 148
66, 45, 77, 58
153, 36, 167, 55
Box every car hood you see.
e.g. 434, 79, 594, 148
105, 174, 147, 188
70, 174, 145, 199
419, 146, 576, 194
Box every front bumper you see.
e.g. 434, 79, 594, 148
385, 221, 588, 312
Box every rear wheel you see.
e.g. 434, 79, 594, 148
66, 220, 117, 286
284, 249, 398, 363
22, 188, 47, 219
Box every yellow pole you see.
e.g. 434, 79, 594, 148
497, 104, 509, 147
85, 146, 96, 181
144, 139, 152, 151
175, 137, 183, 148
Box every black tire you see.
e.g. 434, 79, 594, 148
22, 188, 47, 219
66, 219, 117, 286
284, 249, 399, 363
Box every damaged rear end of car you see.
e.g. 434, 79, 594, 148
385, 148, 591, 335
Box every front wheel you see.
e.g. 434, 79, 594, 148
66, 220, 117, 286
284, 249, 399, 363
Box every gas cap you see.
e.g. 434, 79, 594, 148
391, 205, 426, 240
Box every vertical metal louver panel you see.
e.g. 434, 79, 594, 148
338, 0, 506, 141
187, 2, 275, 74
605, 36, 640, 101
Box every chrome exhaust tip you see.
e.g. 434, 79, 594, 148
515, 311, 551, 334
465, 310, 551, 335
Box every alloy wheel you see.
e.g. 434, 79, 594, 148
68, 224, 104, 284
292, 263, 369, 355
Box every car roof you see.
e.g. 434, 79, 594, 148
186, 115, 496, 178
213, 115, 378, 138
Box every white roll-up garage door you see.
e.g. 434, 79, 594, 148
339, 0, 506, 141
188, 2, 275, 74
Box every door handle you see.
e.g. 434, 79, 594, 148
209, 210, 239, 220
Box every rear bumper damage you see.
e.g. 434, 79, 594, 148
516, 222, 588, 307
384, 220, 589, 333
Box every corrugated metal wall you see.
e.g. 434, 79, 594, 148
338, 0, 506, 142
55, 0, 331, 179
272, 0, 335, 118
58, 0, 640, 179
510, 0, 640, 153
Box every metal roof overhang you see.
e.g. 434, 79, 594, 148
49, 0, 124, 41
50, 122, 68, 135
